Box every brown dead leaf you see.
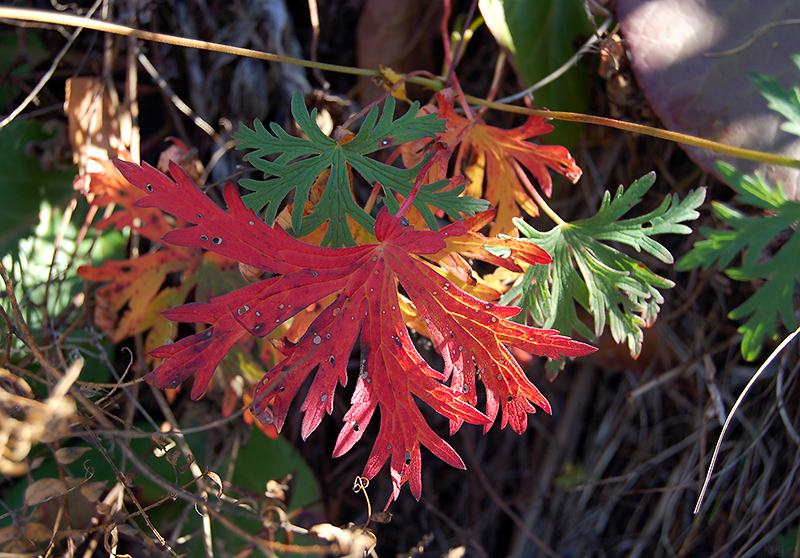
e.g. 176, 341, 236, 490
80, 481, 107, 503
54, 446, 91, 465
65, 77, 126, 174
157, 138, 205, 183
24, 522, 52, 542
25, 478, 68, 506
0, 525, 18, 545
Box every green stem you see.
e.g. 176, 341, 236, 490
523, 177, 566, 226
465, 96, 800, 170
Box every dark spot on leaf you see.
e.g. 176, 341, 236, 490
145, 182, 153, 192
212, 237, 222, 245
200, 235, 208, 242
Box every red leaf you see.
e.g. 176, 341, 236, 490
79, 156, 173, 242
78, 157, 241, 354
116, 159, 595, 506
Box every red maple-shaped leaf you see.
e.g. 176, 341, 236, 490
77, 158, 239, 354
115, 159, 595, 506
404, 91, 582, 235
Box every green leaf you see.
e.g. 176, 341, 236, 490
508, 172, 705, 359
0, 120, 76, 256
492, 0, 594, 146
235, 92, 487, 247
677, 162, 800, 360
749, 54, 800, 138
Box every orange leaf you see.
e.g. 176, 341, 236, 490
404, 90, 582, 235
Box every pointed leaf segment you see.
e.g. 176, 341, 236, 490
77, 158, 240, 355
235, 92, 489, 247
116, 160, 595, 506
508, 172, 705, 361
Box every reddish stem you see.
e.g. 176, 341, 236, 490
364, 181, 383, 214
440, 0, 453, 78
396, 144, 447, 219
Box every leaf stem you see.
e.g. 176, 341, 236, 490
515, 162, 567, 226
396, 145, 447, 219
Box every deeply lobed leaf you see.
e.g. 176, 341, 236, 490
508, 172, 705, 362
115, 160, 595, 506
77, 158, 241, 355
677, 162, 800, 360
749, 55, 800, 138
235, 92, 488, 247
402, 90, 582, 235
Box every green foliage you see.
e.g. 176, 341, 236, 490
480, 0, 593, 146
676, 163, 800, 360
748, 54, 800, 137
506, 173, 705, 360
235, 92, 488, 246
0, 120, 76, 255
677, 59, 800, 361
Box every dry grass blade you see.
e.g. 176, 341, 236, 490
694, 326, 800, 514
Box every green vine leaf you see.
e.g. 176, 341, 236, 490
676, 162, 800, 360
235, 92, 489, 247
506, 172, 705, 361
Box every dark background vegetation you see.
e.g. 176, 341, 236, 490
1, 1, 799, 557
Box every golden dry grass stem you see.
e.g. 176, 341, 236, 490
1, 6, 799, 170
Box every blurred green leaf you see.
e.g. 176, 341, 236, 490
485, 0, 593, 146
0, 120, 75, 256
